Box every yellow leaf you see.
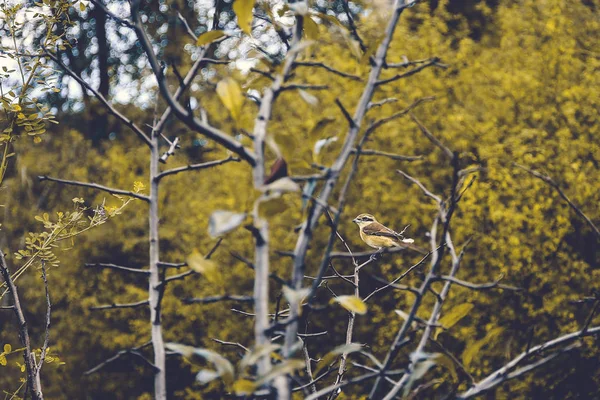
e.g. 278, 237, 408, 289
331, 295, 367, 315
3, 344, 11, 353
303, 17, 319, 40
432, 353, 458, 381
196, 30, 226, 47
314, 343, 363, 374
463, 327, 504, 368
186, 251, 218, 282
435, 303, 474, 339
216, 78, 244, 124
233, 379, 256, 395
233, 0, 255, 35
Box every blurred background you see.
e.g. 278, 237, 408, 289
0, 0, 599, 398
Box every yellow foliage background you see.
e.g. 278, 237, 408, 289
0, 0, 599, 398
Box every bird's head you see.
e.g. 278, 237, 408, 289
353, 213, 376, 228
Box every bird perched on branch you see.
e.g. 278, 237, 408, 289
353, 213, 427, 254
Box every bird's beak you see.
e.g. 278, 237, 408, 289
352, 218, 358, 224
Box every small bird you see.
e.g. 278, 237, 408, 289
352, 213, 427, 254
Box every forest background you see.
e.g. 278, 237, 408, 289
0, 0, 599, 399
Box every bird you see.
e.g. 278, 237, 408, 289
352, 213, 427, 254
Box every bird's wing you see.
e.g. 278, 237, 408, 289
362, 222, 400, 239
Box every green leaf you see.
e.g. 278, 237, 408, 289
435, 303, 474, 339
208, 210, 246, 238
233, 0, 255, 35
331, 295, 367, 315
314, 343, 363, 374
216, 78, 244, 124
196, 30, 226, 47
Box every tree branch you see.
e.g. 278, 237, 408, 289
294, 62, 361, 81
456, 327, 600, 399
85, 263, 150, 274
44, 52, 151, 146
89, 300, 149, 311
183, 295, 254, 304
376, 58, 445, 86
83, 341, 156, 375
38, 176, 149, 202
0, 250, 43, 399
156, 156, 239, 180
514, 163, 600, 239
130, 1, 257, 165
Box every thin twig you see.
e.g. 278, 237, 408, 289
515, 163, 600, 239
38, 176, 149, 202
89, 300, 149, 311
85, 263, 150, 274
294, 62, 361, 81
156, 157, 240, 180
183, 295, 254, 304
351, 149, 422, 161
84, 341, 155, 375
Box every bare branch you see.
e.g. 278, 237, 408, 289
280, 84, 329, 92
456, 327, 600, 399
376, 58, 445, 86
0, 250, 42, 399
84, 341, 156, 375
85, 263, 150, 274
156, 156, 240, 180
385, 57, 444, 69
305, 372, 379, 400
364, 251, 433, 302
434, 274, 521, 291
515, 163, 600, 239
183, 295, 254, 304
35, 262, 51, 378
38, 176, 149, 202
89, 300, 149, 311
409, 113, 454, 160
335, 98, 356, 128
363, 97, 436, 139
294, 62, 362, 80
44, 52, 151, 146
89, 0, 134, 28
130, 1, 256, 165
159, 136, 180, 163
212, 338, 249, 353
368, 97, 398, 109
397, 170, 442, 204
351, 149, 423, 161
